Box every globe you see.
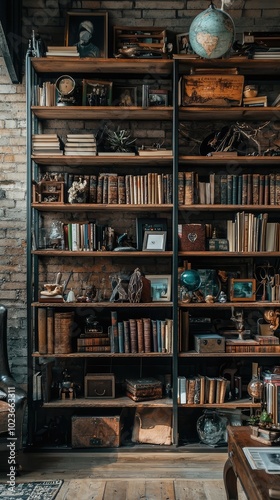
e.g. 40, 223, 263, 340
180, 269, 201, 291
189, 3, 235, 59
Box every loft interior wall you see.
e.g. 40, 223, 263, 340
0, 0, 279, 444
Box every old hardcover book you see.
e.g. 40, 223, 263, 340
77, 338, 110, 346
117, 175, 126, 204
123, 320, 130, 353
108, 174, 118, 204
253, 335, 279, 345
178, 223, 205, 251
184, 171, 194, 205
38, 307, 47, 354
117, 321, 124, 353
143, 317, 151, 352
89, 175, 97, 203
125, 377, 162, 401
111, 311, 119, 353
129, 318, 137, 353
47, 307, 54, 354
187, 378, 196, 404
151, 319, 158, 352
77, 345, 111, 352
136, 319, 144, 353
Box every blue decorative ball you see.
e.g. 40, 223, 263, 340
189, 3, 235, 59
180, 270, 201, 291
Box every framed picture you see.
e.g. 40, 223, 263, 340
82, 79, 113, 106
148, 90, 168, 107
145, 275, 171, 302
113, 86, 137, 106
176, 32, 190, 54
65, 11, 108, 58
136, 217, 168, 251
229, 278, 256, 302
143, 230, 167, 251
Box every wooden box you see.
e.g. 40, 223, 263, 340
182, 74, 244, 107
113, 26, 166, 58
194, 334, 225, 353
71, 413, 124, 448
125, 377, 162, 401
178, 224, 205, 251
32, 181, 64, 204
84, 373, 115, 398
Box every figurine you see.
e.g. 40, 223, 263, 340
263, 309, 280, 331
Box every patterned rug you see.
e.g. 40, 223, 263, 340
0, 480, 63, 499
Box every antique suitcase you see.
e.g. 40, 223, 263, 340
125, 377, 162, 401
194, 334, 225, 353
71, 413, 123, 448
178, 223, 205, 251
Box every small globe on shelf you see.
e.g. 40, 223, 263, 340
189, 1, 235, 59
180, 269, 201, 292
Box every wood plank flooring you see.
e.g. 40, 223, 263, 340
0, 451, 247, 499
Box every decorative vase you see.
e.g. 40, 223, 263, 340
196, 410, 225, 446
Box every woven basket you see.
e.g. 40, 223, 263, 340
54, 312, 74, 353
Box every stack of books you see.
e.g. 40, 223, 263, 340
64, 134, 97, 156
77, 329, 111, 353
46, 46, 79, 57
32, 134, 63, 156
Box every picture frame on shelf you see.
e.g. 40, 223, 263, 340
145, 275, 171, 302
82, 79, 113, 106
136, 217, 168, 251
176, 32, 190, 54
148, 89, 168, 107
113, 86, 137, 106
65, 11, 108, 58
229, 278, 256, 302
142, 230, 167, 251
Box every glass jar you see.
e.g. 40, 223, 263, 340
196, 410, 225, 446
247, 375, 264, 401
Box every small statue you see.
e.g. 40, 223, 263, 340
230, 307, 246, 340
263, 309, 280, 331
113, 232, 136, 252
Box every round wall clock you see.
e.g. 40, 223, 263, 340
55, 75, 76, 105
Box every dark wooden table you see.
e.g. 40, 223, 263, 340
224, 426, 280, 499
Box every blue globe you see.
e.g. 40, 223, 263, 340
189, 3, 235, 59
180, 270, 201, 292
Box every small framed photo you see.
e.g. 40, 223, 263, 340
148, 89, 168, 107
136, 217, 168, 250
65, 11, 108, 58
142, 230, 167, 251
229, 278, 256, 302
145, 275, 171, 302
113, 86, 137, 106
176, 32, 190, 54
82, 79, 113, 106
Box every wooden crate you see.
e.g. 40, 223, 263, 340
71, 413, 124, 448
113, 26, 166, 58
181, 74, 244, 107
32, 181, 64, 204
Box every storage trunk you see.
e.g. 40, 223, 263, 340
194, 334, 225, 353
71, 413, 123, 448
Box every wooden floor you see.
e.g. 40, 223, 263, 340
0, 450, 247, 499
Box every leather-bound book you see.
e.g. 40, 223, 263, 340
178, 223, 205, 251
143, 318, 151, 352
129, 318, 137, 353
38, 307, 47, 354
136, 318, 144, 353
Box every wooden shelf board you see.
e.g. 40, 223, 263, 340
32, 250, 173, 257
32, 203, 173, 212
32, 301, 173, 308
178, 251, 280, 257
179, 156, 280, 165
32, 352, 173, 358
179, 204, 280, 212
179, 301, 279, 308
42, 396, 173, 408
179, 106, 280, 121
31, 57, 173, 75
179, 399, 260, 409
31, 156, 172, 166
31, 105, 173, 120
175, 55, 280, 75
179, 351, 280, 357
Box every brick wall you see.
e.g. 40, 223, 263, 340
0, 0, 279, 387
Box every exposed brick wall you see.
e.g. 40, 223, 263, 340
0, 0, 279, 388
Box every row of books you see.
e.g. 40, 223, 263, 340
177, 375, 228, 405
227, 212, 279, 252
62, 222, 113, 252
66, 172, 173, 205
178, 171, 280, 206
110, 312, 173, 354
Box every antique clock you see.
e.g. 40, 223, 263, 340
55, 75, 76, 106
